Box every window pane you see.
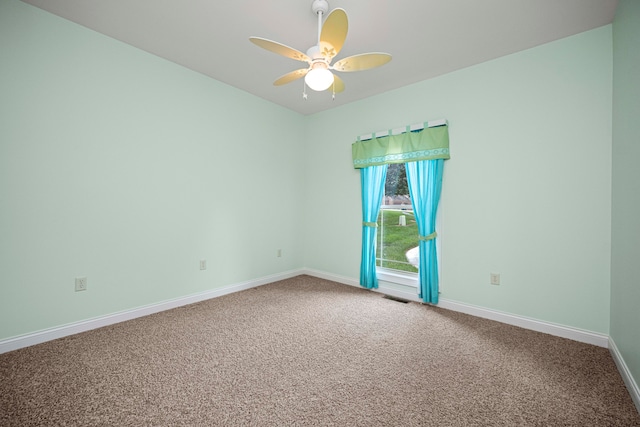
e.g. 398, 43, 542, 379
376, 163, 419, 273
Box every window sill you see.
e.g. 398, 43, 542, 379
376, 268, 418, 287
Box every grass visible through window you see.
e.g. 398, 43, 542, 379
376, 209, 419, 273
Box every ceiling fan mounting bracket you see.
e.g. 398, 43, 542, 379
311, 0, 329, 16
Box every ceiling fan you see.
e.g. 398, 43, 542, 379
249, 0, 392, 97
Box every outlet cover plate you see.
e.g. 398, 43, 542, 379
490, 273, 500, 286
75, 277, 87, 292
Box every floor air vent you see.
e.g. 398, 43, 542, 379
382, 294, 410, 304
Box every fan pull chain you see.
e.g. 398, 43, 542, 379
303, 80, 308, 100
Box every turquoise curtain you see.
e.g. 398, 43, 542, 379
359, 164, 388, 289
353, 123, 449, 296
405, 159, 444, 304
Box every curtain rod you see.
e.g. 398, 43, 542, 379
357, 118, 447, 142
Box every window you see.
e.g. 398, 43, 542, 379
352, 121, 449, 303
376, 163, 419, 275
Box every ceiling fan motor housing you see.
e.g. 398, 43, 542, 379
306, 45, 325, 60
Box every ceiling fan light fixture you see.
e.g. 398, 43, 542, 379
305, 64, 334, 91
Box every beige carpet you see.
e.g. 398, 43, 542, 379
1, 275, 639, 426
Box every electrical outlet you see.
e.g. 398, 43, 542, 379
199, 260, 207, 270
75, 277, 87, 292
277, 249, 282, 258
490, 273, 500, 286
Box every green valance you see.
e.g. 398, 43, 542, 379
352, 124, 449, 169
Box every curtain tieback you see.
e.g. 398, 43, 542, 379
419, 232, 437, 241
362, 222, 378, 228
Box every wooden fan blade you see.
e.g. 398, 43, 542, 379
319, 8, 348, 61
249, 37, 310, 63
332, 53, 392, 72
332, 74, 345, 93
274, 68, 309, 86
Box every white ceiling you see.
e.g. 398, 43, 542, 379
21, 0, 617, 116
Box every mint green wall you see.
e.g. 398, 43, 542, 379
612, 0, 640, 396
0, 0, 617, 344
0, 0, 305, 340
304, 26, 613, 334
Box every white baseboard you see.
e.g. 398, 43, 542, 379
0, 269, 304, 354
436, 298, 610, 348
302, 268, 609, 348
609, 337, 640, 414
0, 267, 613, 353
301, 268, 360, 287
